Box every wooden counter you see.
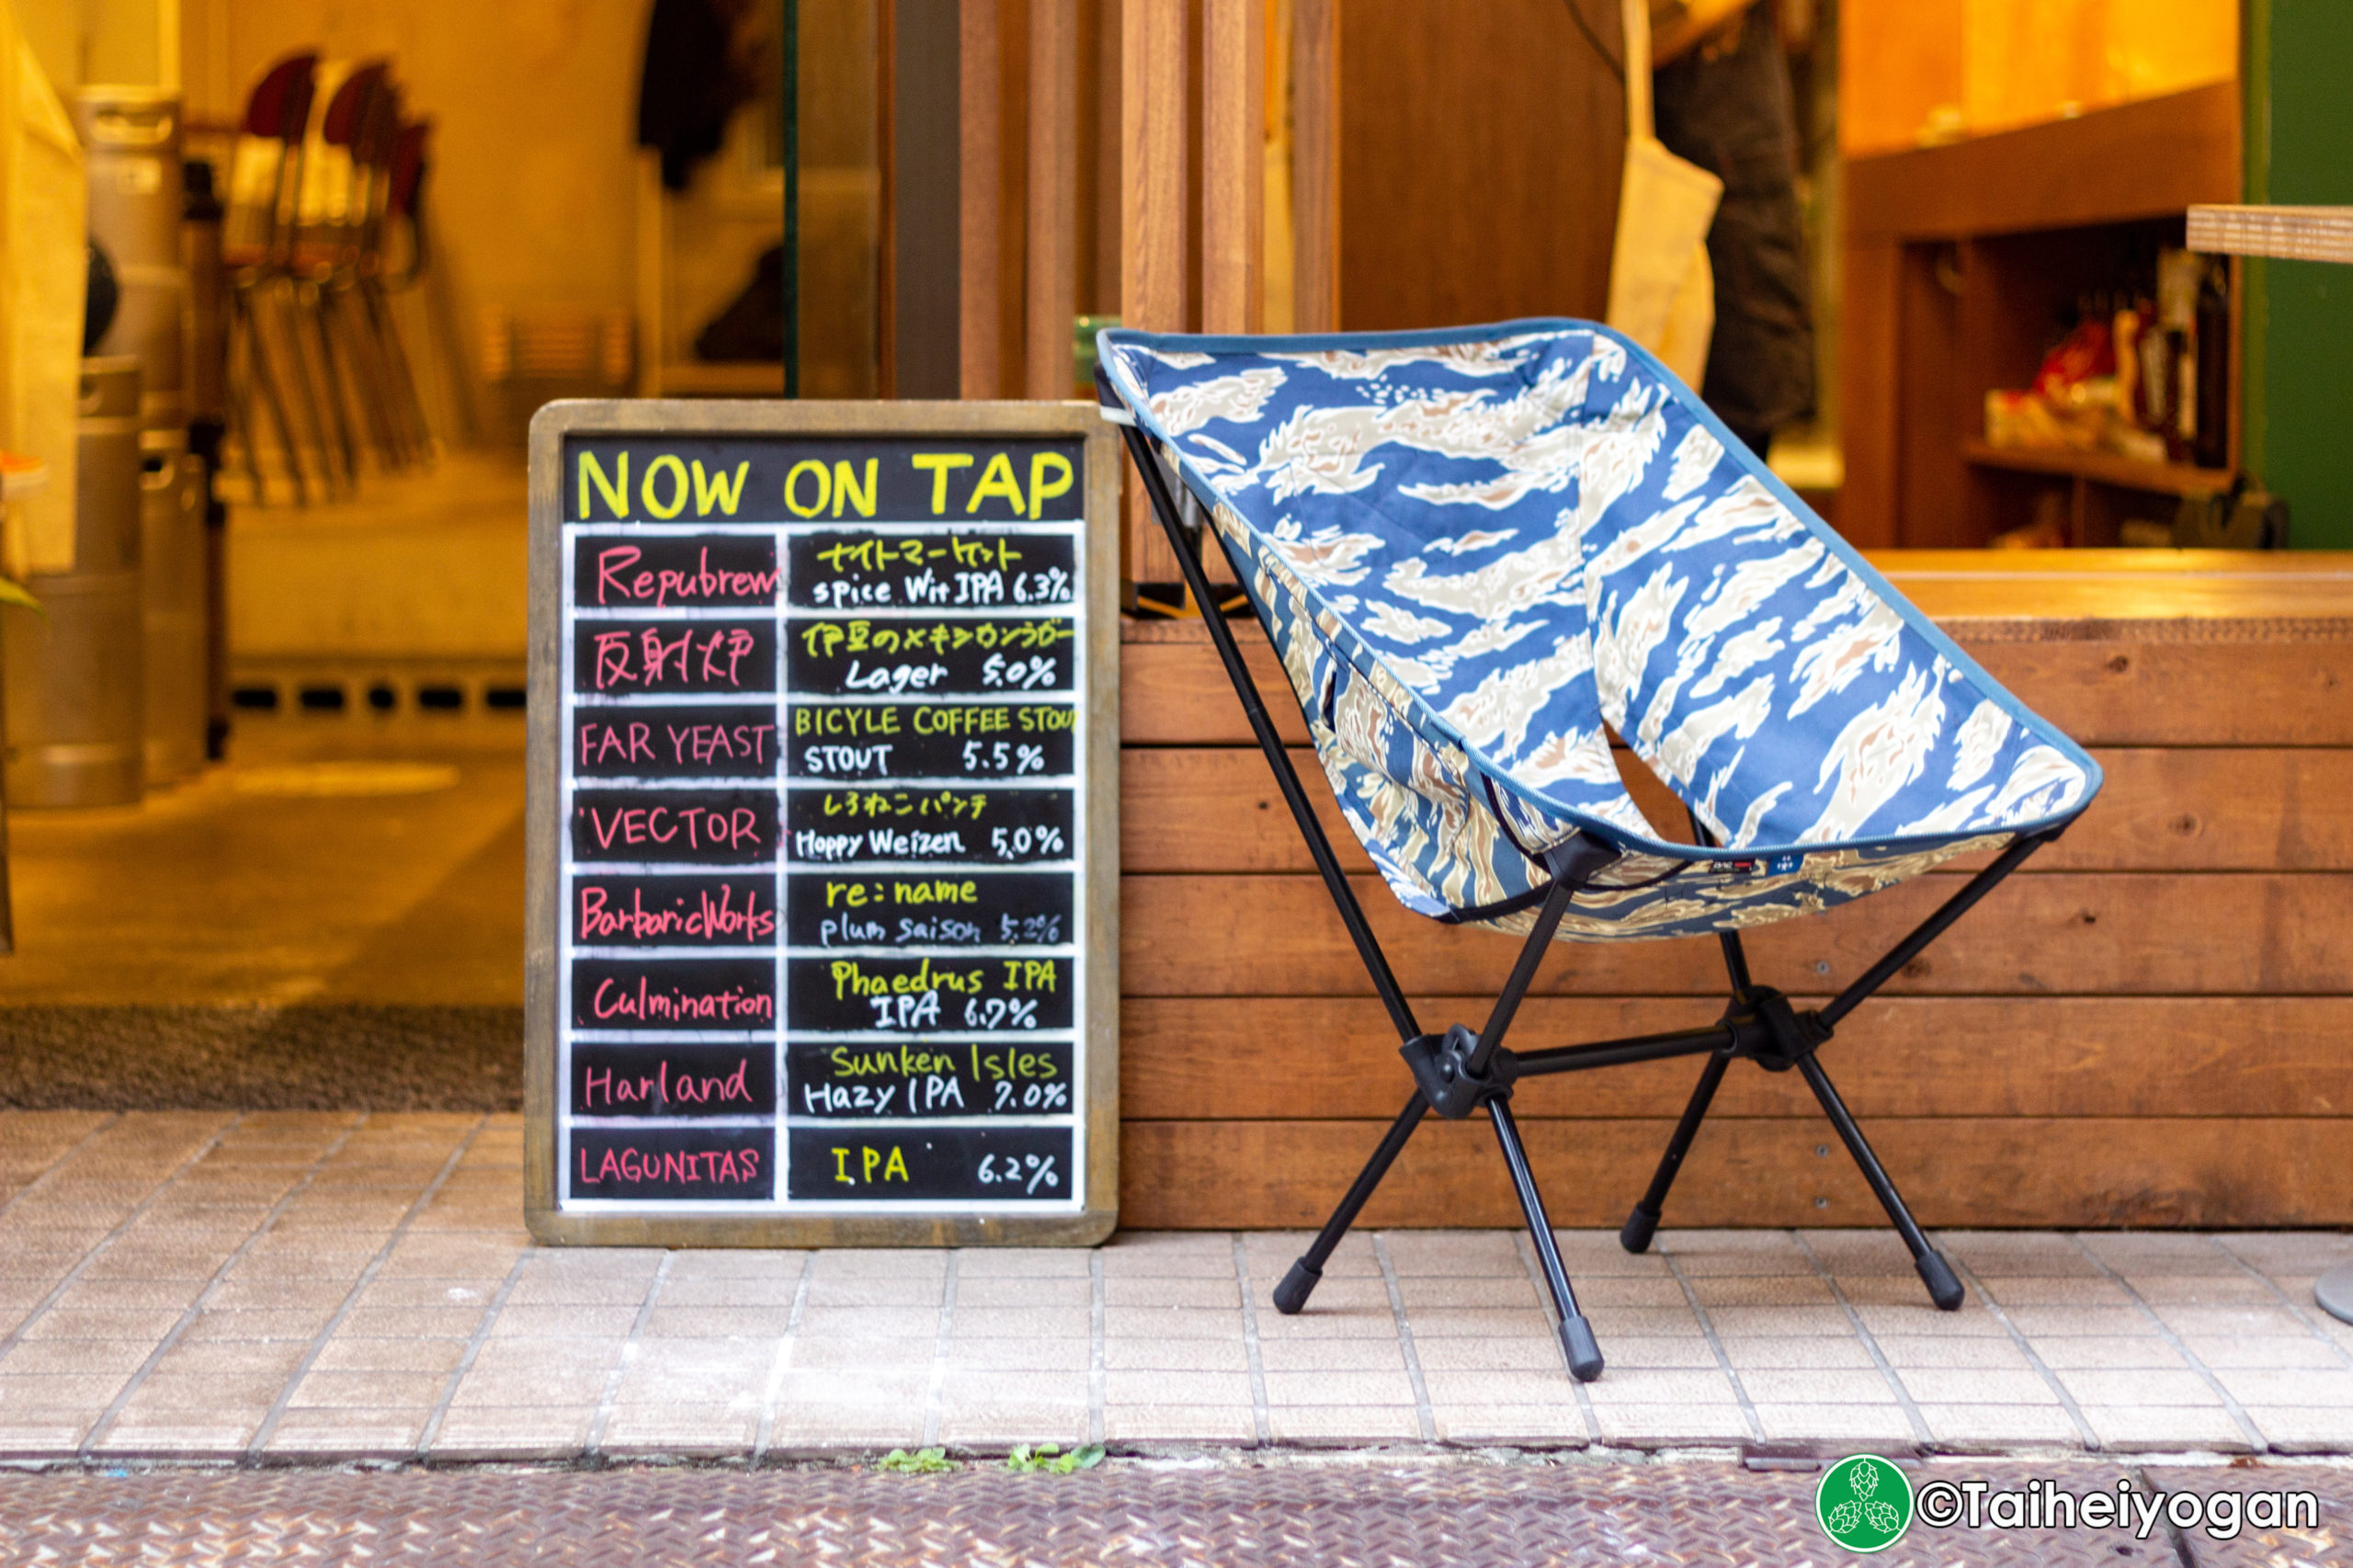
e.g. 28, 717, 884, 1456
1116, 551, 2353, 1230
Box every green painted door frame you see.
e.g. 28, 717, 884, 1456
2243, 0, 2353, 548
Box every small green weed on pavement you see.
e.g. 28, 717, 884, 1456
1005, 1444, 1105, 1474
876, 1443, 1107, 1475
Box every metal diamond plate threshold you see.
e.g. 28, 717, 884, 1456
0, 1455, 2342, 1567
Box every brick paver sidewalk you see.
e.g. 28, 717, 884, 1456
2, 1111, 2349, 1462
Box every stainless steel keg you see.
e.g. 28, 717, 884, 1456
3, 359, 146, 807
74, 88, 186, 433
140, 430, 207, 785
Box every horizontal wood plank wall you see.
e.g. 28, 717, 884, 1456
1115, 597, 2353, 1229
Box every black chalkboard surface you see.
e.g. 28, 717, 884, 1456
525, 403, 1120, 1246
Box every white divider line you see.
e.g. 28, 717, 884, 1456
1231, 1235, 1271, 1447
921, 1252, 960, 1449
1790, 1231, 1934, 1449
416, 1244, 537, 1460
587, 1250, 676, 1459
84, 1115, 366, 1457
0, 1113, 244, 1367
2069, 1235, 2267, 1451
752, 1250, 814, 1464
1372, 1235, 1436, 1444
1086, 1250, 1106, 1447
1944, 1252, 2100, 1449
0, 1112, 124, 1225
2209, 1236, 2353, 1374
245, 1116, 486, 1460
1659, 1247, 1765, 1444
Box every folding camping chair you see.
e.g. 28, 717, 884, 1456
1097, 321, 2100, 1381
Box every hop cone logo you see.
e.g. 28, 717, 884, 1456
1814, 1455, 1913, 1552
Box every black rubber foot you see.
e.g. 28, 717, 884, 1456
1561, 1315, 1605, 1382
1273, 1258, 1322, 1316
1916, 1250, 1965, 1312
1620, 1203, 1660, 1255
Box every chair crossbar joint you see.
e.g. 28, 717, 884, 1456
1721, 986, 1832, 1073
1401, 1024, 1520, 1120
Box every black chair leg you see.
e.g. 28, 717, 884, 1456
1489, 1099, 1604, 1381
1274, 1091, 1427, 1315
1797, 1054, 1964, 1311
1621, 1045, 1734, 1254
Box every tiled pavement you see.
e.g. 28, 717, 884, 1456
2, 1111, 2349, 1462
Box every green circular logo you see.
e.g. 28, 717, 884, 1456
1814, 1454, 1914, 1553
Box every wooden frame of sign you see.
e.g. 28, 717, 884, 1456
524, 401, 1120, 1246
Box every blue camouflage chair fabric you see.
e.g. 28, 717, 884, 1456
1097, 320, 2100, 939
1098, 318, 2108, 1378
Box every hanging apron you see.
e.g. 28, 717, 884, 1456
1603, 0, 1721, 390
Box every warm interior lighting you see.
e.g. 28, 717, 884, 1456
1841, 0, 2239, 157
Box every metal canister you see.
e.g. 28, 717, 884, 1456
140, 429, 207, 786
74, 88, 186, 432
3, 358, 145, 807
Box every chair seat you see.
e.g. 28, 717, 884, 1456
1101, 321, 2100, 940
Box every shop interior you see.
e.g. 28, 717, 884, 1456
0, 0, 2347, 1233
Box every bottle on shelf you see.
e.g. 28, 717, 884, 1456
2193, 256, 2232, 471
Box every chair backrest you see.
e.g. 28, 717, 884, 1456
352, 78, 404, 253
388, 120, 428, 218
224, 52, 318, 266
239, 51, 316, 141
319, 61, 386, 149
294, 59, 392, 250
1100, 321, 2099, 898
382, 119, 433, 286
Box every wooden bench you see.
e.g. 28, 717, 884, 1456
1115, 550, 2353, 1229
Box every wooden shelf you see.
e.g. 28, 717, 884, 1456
2188, 204, 2353, 266
1842, 83, 2245, 547
1961, 442, 2234, 497
1847, 83, 2240, 245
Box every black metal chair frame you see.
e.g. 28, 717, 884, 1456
1115, 421, 2062, 1383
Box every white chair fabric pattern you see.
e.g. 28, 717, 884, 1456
1098, 321, 2100, 942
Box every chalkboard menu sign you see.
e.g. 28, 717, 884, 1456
524, 403, 1120, 1246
